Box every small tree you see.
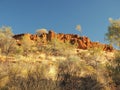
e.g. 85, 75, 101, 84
106, 18, 120, 89
36, 28, 48, 36
76, 24, 82, 35
105, 18, 120, 47
0, 26, 17, 58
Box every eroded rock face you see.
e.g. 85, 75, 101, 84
13, 33, 26, 40
103, 44, 113, 52
30, 34, 38, 41
47, 30, 56, 41
13, 33, 39, 46
13, 30, 114, 52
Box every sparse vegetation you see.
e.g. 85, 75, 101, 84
36, 28, 48, 36
105, 18, 120, 47
105, 18, 120, 90
0, 26, 18, 59
76, 24, 82, 35
107, 51, 120, 90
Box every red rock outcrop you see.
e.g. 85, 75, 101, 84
13, 33, 25, 40
47, 31, 114, 52
13, 33, 39, 46
13, 33, 39, 40
47, 30, 56, 41
13, 30, 114, 52
30, 34, 38, 41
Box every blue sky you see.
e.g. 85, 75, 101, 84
0, 0, 120, 43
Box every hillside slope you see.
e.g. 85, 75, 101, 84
0, 30, 119, 90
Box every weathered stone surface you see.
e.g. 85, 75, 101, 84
103, 44, 113, 52
13, 30, 114, 52
13, 33, 39, 46
13, 33, 26, 40
30, 34, 38, 41
47, 30, 56, 41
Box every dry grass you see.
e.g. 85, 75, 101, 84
0, 45, 117, 90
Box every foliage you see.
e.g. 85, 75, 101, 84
20, 34, 36, 56
0, 56, 104, 90
105, 18, 120, 47
0, 62, 57, 90
0, 25, 117, 90
38, 38, 76, 56
105, 18, 120, 89
57, 59, 104, 90
0, 26, 17, 57
76, 24, 82, 35
107, 51, 120, 89
36, 28, 48, 36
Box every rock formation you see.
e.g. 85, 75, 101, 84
13, 30, 114, 52
13, 33, 38, 46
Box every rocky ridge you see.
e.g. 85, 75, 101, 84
13, 30, 114, 52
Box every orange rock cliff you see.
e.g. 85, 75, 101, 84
13, 30, 114, 52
